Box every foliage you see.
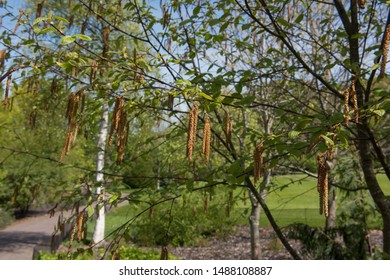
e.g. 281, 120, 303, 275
288, 199, 381, 260
0, 207, 13, 229
34, 245, 179, 260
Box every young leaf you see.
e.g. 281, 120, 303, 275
198, 91, 213, 100
87, 204, 94, 218
74, 34, 92, 41
320, 135, 334, 147
33, 17, 47, 25
53, 15, 69, 24
60, 35, 76, 45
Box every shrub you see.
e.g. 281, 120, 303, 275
0, 207, 13, 229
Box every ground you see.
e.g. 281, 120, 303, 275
171, 226, 383, 260
0, 212, 384, 260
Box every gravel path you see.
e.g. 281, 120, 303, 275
0, 212, 67, 260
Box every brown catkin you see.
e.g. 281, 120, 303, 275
69, 221, 77, 249
59, 92, 81, 161
225, 111, 232, 144
317, 153, 329, 216
0, 49, 6, 69
344, 87, 350, 127
90, 60, 98, 86
3, 75, 11, 107
323, 170, 329, 217
351, 80, 359, 124
109, 97, 121, 145
29, 111, 37, 129
358, 0, 366, 9
186, 102, 198, 161
168, 94, 174, 110
77, 212, 84, 242
108, 96, 127, 164
202, 115, 211, 165
116, 108, 127, 164
253, 142, 263, 183
380, 24, 390, 78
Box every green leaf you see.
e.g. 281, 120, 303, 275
372, 109, 385, 117
53, 15, 69, 24
33, 17, 47, 25
193, 5, 201, 16
288, 130, 301, 139
38, 27, 56, 35
236, 95, 255, 106
73, 34, 92, 41
320, 135, 334, 147
56, 61, 68, 68
87, 205, 94, 218
277, 18, 292, 28
60, 35, 76, 45
108, 194, 119, 204
295, 14, 304, 24
235, 83, 242, 94
175, 79, 192, 87
198, 91, 213, 100
371, 63, 382, 71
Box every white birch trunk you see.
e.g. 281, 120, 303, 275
92, 101, 109, 244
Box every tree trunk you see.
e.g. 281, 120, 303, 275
357, 120, 390, 255
249, 194, 261, 259
92, 101, 109, 245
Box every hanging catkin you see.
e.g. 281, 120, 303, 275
0, 49, 6, 69
344, 87, 350, 127
69, 221, 77, 249
186, 102, 198, 161
76, 211, 84, 242
116, 107, 127, 164
344, 80, 358, 126
317, 153, 329, 217
109, 97, 122, 145
90, 60, 98, 86
253, 142, 263, 184
202, 115, 211, 165
168, 94, 174, 110
225, 111, 232, 144
358, 0, 366, 9
107, 96, 127, 164
350, 80, 359, 124
380, 23, 390, 78
59, 92, 81, 162
3, 74, 11, 107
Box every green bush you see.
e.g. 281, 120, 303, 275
0, 207, 13, 229
129, 201, 236, 247
288, 199, 380, 259
118, 246, 180, 260
35, 246, 179, 260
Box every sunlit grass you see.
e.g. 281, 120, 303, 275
84, 173, 387, 244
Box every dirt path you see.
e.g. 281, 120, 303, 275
0, 212, 66, 260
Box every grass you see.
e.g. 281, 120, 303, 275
80, 173, 388, 247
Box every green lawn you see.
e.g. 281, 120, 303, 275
84, 173, 388, 243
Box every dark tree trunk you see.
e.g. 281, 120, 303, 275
357, 120, 390, 255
